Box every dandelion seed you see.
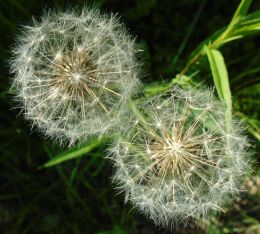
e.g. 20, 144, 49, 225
10, 8, 141, 145
110, 86, 250, 228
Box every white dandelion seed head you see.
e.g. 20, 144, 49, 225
10, 8, 141, 146
110, 86, 250, 228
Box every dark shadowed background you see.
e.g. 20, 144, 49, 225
0, 0, 259, 233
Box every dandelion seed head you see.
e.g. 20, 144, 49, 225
10, 8, 141, 145
110, 86, 250, 228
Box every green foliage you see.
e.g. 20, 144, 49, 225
205, 48, 231, 105
0, 0, 259, 233
40, 138, 104, 168
206, 47, 232, 130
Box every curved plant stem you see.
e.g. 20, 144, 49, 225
179, 0, 253, 76
179, 52, 203, 76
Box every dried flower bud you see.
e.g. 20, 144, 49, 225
110, 86, 249, 227
10, 8, 141, 145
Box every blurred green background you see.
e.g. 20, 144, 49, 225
0, 0, 259, 233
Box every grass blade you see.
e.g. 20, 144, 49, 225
230, 0, 252, 23
40, 138, 103, 168
206, 46, 232, 131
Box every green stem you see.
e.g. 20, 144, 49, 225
128, 100, 160, 141
179, 0, 249, 76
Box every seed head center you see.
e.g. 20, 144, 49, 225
149, 136, 192, 176
169, 142, 182, 155
52, 50, 98, 97
70, 72, 82, 83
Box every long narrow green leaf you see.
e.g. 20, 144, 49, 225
40, 138, 103, 168
230, 0, 252, 23
206, 46, 232, 131
220, 9, 260, 43
216, 0, 252, 44
206, 47, 222, 99
206, 47, 232, 104
239, 10, 260, 25
229, 10, 260, 39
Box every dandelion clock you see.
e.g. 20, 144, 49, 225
10, 8, 141, 145
110, 86, 249, 227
